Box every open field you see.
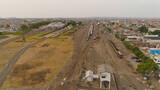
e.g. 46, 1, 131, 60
1, 35, 73, 89
0, 34, 44, 72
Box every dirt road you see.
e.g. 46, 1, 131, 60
0, 30, 62, 88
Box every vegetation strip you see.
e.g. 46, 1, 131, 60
114, 32, 159, 75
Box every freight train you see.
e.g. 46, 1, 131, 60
87, 24, 94, 41
109, 39, 123, 58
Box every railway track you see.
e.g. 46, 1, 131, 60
56, 23, 98, 90
101, 28, 119, 90
45, 25, 90, 90
62, 25, 95, 90
0, 36, 22, 48
102, 28, 146, 90
123, 74, 138, 90
0, 38, 47, 87
0, 30, 62, 87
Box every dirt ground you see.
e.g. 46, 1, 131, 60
1, 35, 73, 90
1, 22, 159, 90
48, 22, 153, 90
0, 34, 43, 73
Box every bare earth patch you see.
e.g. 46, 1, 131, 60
0, 35, 42, 72
1, 36, 73, 89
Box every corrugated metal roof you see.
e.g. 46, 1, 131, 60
98, 64, 113, 74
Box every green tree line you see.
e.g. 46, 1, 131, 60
14, 21, 52, 35
148, 30, 160, 37
114, 34, 159, 75
123, 41, 159, 75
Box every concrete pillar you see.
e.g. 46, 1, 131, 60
100, 81, 102, 88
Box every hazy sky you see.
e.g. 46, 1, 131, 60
0, 0, 160, 18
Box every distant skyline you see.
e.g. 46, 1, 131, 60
0, 0, 160, 18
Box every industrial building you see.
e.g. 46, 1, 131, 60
84, 64, 113, 89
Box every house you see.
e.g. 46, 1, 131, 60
41, 22, 65, 30
132, 42, 156, 48
147, 40, 160, 45
148, 28, 160, 32
151, 54, 160, 70
144, 35, 159, 40
85, 70, 99, 82
125, 36, 142, 42
140, 47, 150, 55
150, 48, 160, 54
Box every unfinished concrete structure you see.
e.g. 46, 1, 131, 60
98, 64, 113, 89
84, 64, 113, 89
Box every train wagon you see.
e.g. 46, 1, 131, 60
109, 40, 123, 59
117, 51, 123, 58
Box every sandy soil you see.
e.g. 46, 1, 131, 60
0, 35, 42, 72
1, 36, 73, 90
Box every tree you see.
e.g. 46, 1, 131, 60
134, 51, 143, 58
107, 27, 112, 32
78, 21, 82, 25
136, 63, 148, 75
147, 80, 152, 86
138, 25, 148, 33
148, 30, 160, 36
67, 21, 76, 26
21, 24, 28, 30
6, 24, 10, 28
120, 37, 125, 42
22, 37, 26, 42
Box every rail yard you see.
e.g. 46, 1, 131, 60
0, 20, 159, 90
1, 0, 160, 89
47, 21, 152, 90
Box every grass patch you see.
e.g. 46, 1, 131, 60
0, 35, 9, 39
1, 32, 13, 35
2, 36, 73, 89
37, 31, 53, 36
63, 26, 78, 35
14, 31, 26, 35
49, 36, 67, 42
49, 36, 59, 39
63, 29, 75, 34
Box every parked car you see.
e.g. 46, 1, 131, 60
131, 56, 142, 62
135, 59, 142, 62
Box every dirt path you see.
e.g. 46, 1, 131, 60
0, 30, 62, 88
0, 38, 47, 87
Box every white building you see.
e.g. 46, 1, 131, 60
125, 36, 142, 42
98, 64, 113, 89
148, 28, 160, 32
84, 64, 113, 89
